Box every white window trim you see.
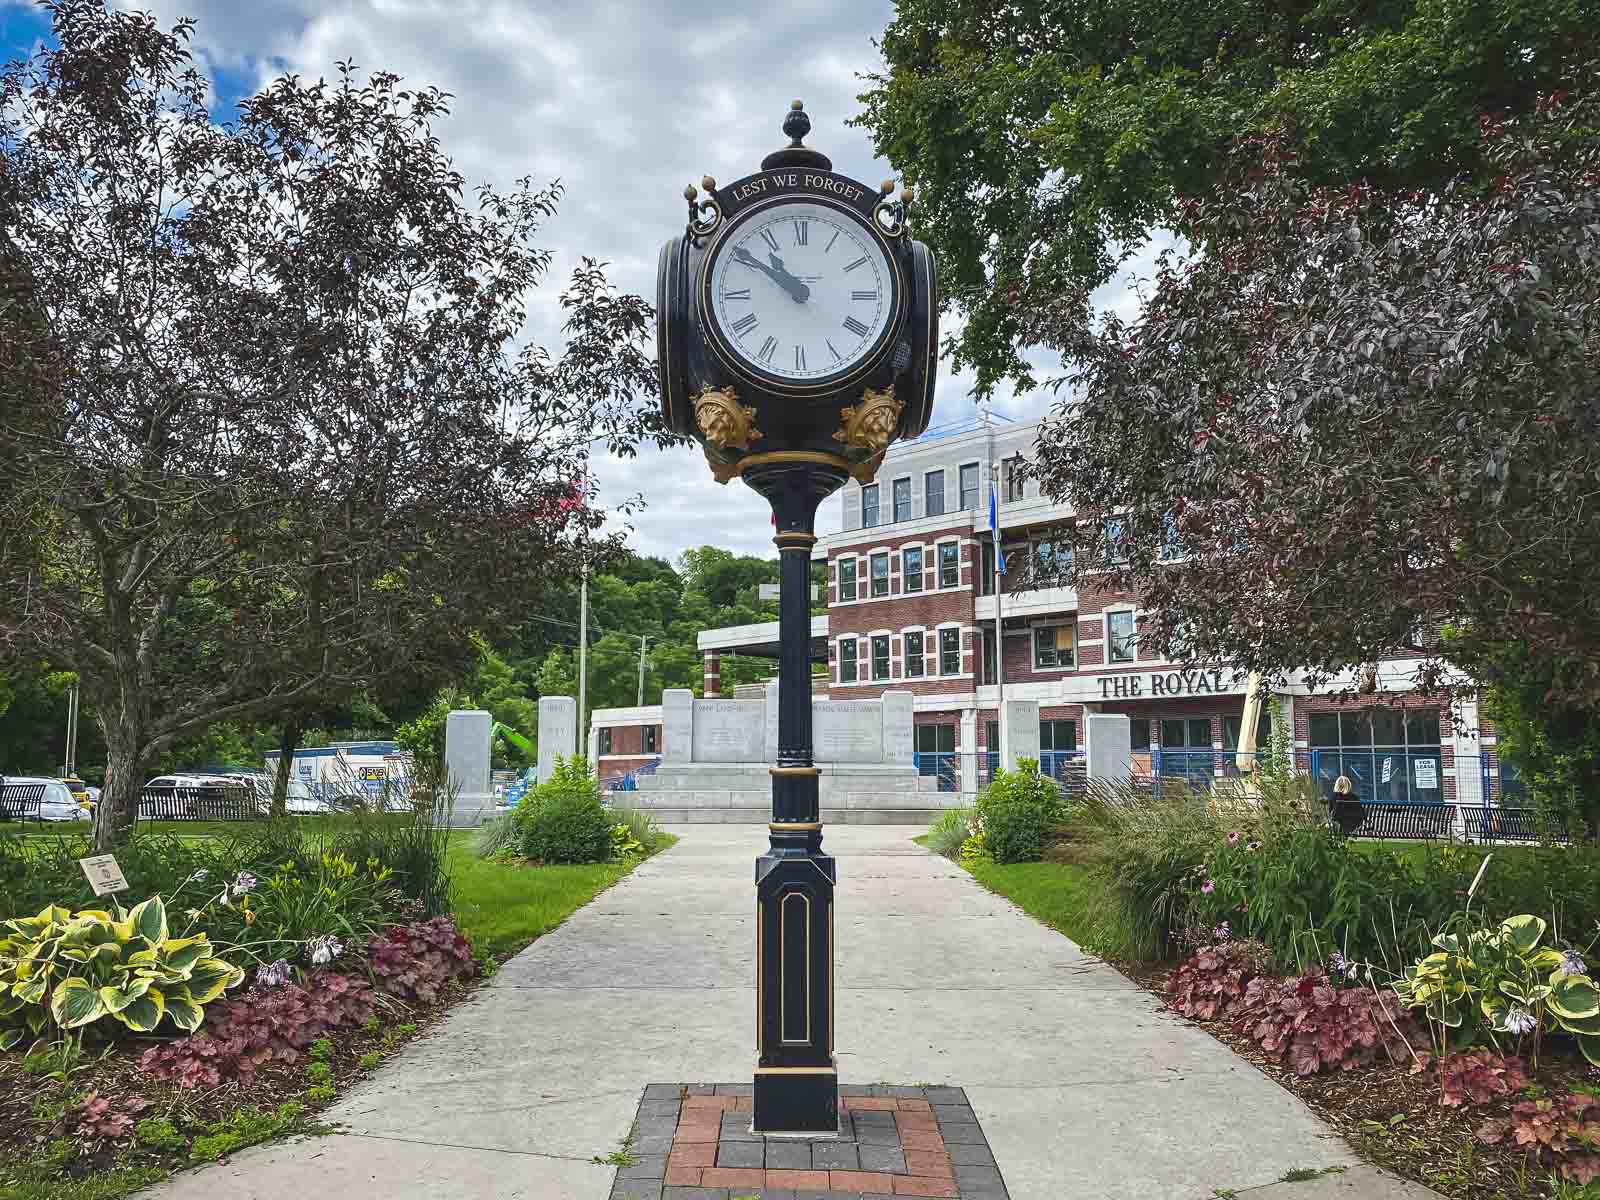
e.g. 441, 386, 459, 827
923, 468, 947, 518
868, 631, 893, 681
836, 635, 860, 684
900, 626, 928, 679
890, 475, 914, 522
957, 459, 982, 512
1104, 607, 1139, 665
934, 539, 963, 589
868, 550, 891, 598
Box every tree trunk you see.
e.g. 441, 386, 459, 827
271, 716, 303, 818
93, 734, 150, 851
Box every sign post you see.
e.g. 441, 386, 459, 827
655, 102, 937, 1134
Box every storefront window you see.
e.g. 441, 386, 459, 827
1130, 720, 1151, 751
1039, 720, 1077, 752
1306, 705, 1444, 803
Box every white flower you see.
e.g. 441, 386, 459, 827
1558, 950, 1587, 978
231, 871, 258, 898
187, 869, 210, 884
307, 935, 344, 966
1502, 1006, 1538, 1037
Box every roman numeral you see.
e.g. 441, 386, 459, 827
759, 227, 780, 253
842, 315, 870, 337
827, 339, 842, 361
794, 344, 806, 371
851, 289, 878, 301
843, 255, 869, 272
824, 230, 841, 253
758, 335, 778, 363
793, 219, 808, 246
722, 288, 750, 301
731, 312, 758, 336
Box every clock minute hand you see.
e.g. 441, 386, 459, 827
731, 246, 809, 303
766, 253, 811, 303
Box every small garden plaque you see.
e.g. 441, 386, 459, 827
78, 853, 128, 896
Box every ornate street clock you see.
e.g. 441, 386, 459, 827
656, 102, 938, 1136
657, 101, 936, 480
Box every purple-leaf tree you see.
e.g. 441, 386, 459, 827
0, 2, 668, 847
1023, 67, 1600, 707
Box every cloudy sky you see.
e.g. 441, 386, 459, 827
1, 0, 1151, 564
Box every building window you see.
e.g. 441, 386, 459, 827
1223, 709, 1272, 752
837, 558, 856, 602
1307, 706, 1443, 803
1160, 512, 1182, 561
1104, 516, 1128, 564
939, 627, 961, 675
904, 631, 924, 677
925, 469, 945, 517
1033, 625, 1076, 669
839, 638, 857, 683
870, 552, 889, 597
959, 462, 980, 510
861, 484, 880, 528
916, 723, 956, 783
979, 539, 995, 596
1107, 610, 1137, 662
1040, 719, 1077, 753
937, 542, 960, 589
644, 726, 658, 754
1004, 454, 1026, 502
1033, 539, 1072, 586
980, 628, 997, 685
1161, 718, 1214, 748
598, 728, 614, 756
1130, 720, 1151, 751
893, 476, 912, 522
871, 634, 890, 680
902, 546, 923, 593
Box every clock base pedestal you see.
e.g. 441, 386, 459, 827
743, 459, 846, 1137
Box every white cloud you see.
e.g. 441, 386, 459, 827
102, 0, 1150, 563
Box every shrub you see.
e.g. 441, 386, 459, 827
926, 807, 973, 859
516, 757, 612, 864
0, 896, 245, 1047
323, 774, 454, 917
208, 853, 400, 967
367, 916, 478, 1005
1166, 942, 1268, 1020
139, 971, 374, 1088
974, 761, 1065, 864
1234, 972, 1424, 1076
609, 807, 664, 854
1478, 1092, 1600, 1185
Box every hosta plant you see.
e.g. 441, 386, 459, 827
1478, 1091, 1600, 1185
1393, 913, 1600, 1067
0, 897, 245, 1046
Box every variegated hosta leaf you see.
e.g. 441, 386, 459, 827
1500, 914, 1547, 955
185, 959, 245, 1005
0, 1027, 22, 1050
14, 971, 49, 1005
161, 938, 208, 975
127, 897, 168, 946
1549, 975, 1600, 1021
115, 989, 165, 1033
1580, 1034, 1600, 1067
50, 977, 108, 1029
98, 984, 141, 1014
163, 990, 203, 1033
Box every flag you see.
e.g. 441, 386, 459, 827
988, 483, 1007, 574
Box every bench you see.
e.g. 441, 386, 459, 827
1463, 806, 1569, 845
0, 782, 46, 823
138, 785, 263, 822
1339, 801, 1455, 841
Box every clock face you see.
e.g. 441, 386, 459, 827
705, 200, 897, 386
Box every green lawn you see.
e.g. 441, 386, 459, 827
914, 832, 1101, 949
447, 831, 678, 959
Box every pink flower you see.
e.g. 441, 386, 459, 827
1227, 831, 1241, 845
1201, 879, 1216, 894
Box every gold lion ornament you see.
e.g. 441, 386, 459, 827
834, 385, 903, 455
693, 386, 762, 451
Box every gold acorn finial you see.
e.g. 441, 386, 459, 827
880, 178, 896, 195
702, 175, 716, 191
684, 183, 698, 201
790, 98, 804, 110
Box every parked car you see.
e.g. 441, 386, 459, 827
60, 775, 92, 810
140, 773, 237, 817
6, 776, 91, 822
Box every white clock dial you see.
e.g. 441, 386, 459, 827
708, 201, 895, 383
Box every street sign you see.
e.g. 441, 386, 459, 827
78, 854, 128, 897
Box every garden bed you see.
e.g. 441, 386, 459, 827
0, 810, 676, 1200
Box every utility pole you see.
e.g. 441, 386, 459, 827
62, 682, 79, 777
991, 460, 1006, 770
636, 634, 652, 707
577, 561, 590, 756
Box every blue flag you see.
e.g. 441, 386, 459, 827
989, 483, 1007, 574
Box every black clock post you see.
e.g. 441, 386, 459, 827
655, 102, 938, 1134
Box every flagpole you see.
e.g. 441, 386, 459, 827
991, 471, 1006, 771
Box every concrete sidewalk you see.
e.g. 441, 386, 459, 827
147, 826, 1438, 1200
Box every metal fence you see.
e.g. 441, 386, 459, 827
606, 760, 661, 792
137, 785, 264, 822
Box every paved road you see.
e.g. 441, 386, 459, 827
147, 826, 1437, 1199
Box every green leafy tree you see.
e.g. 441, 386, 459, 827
857, 0, 1591, 396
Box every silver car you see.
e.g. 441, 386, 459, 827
5, 777, 92, 822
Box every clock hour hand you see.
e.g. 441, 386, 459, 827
766, 253, 812, 303
731, 246, 809, 303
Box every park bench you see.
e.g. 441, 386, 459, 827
1341, 801, 1455, 841
1463, 805, 1568, 845
138, 784, 263, 822
0, 782, 46, 824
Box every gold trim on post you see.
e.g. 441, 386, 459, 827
770, 766, 820, 777
772, 531, 817, 547
737, 450, 853, 475
754, 1065, 838, 1076
769, 821, 822, 831
779, 892, 812, 1045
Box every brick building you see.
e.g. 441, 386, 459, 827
592, 417, 1519, 808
